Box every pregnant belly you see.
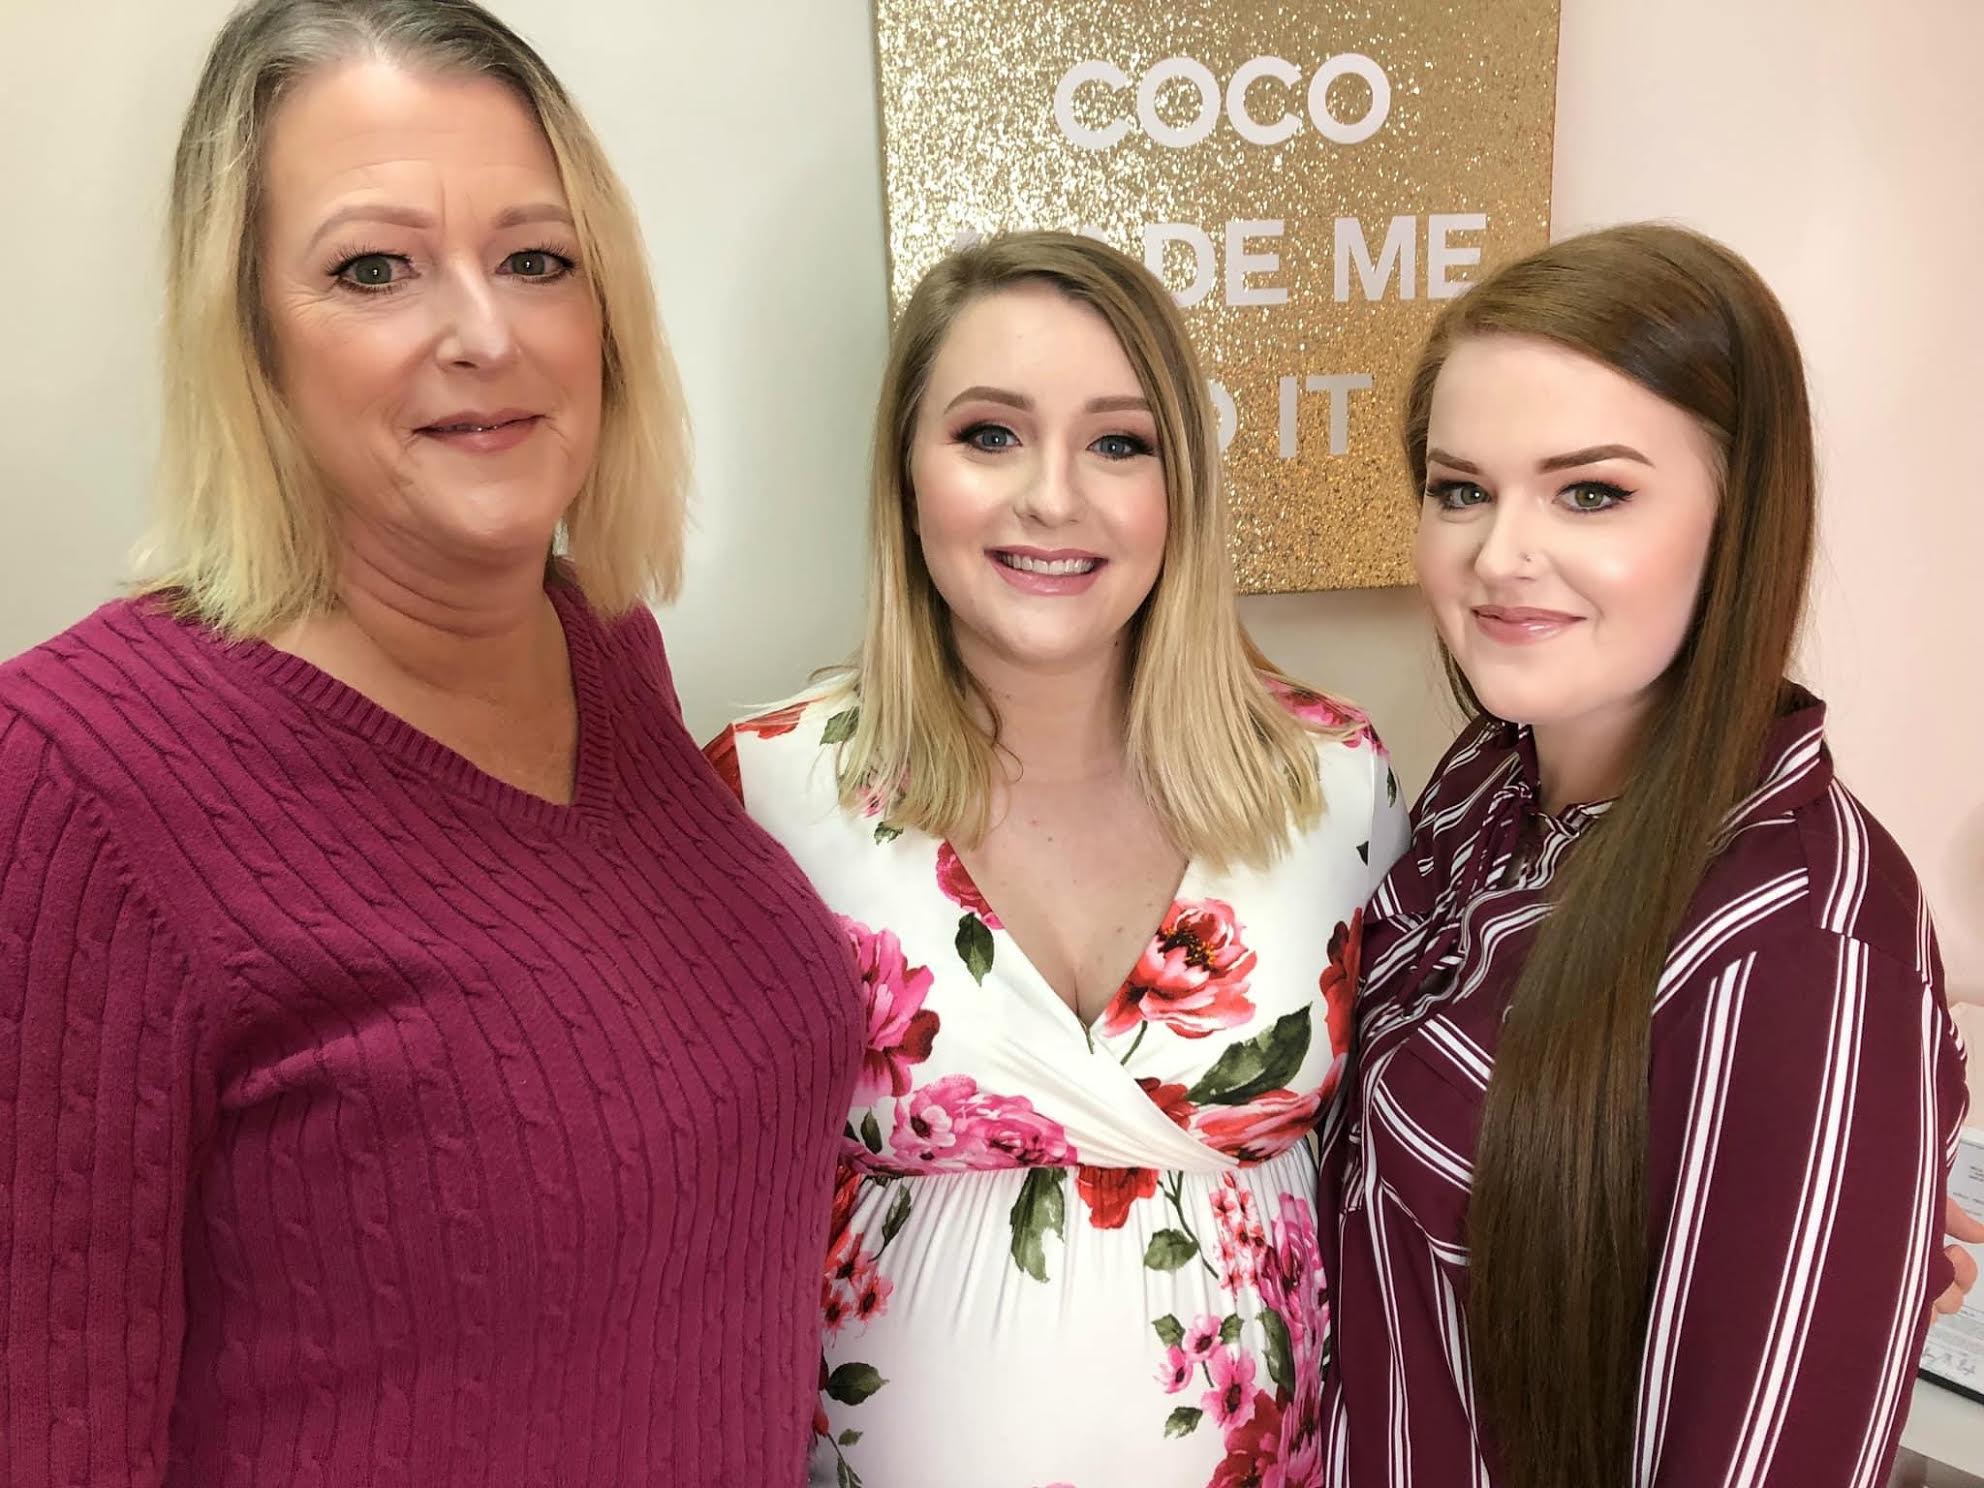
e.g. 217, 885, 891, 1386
812, 1147, 1327, 1488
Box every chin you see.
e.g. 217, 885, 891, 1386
1456, 671, 1563, 730
977, 621, 1119, 673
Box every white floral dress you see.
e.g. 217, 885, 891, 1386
706, 681, 1405, 1488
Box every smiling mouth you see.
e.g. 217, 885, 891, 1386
420, 416, 537, 434
993, 551, 1101, 577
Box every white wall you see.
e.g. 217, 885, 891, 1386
1, 0, 1977, 1001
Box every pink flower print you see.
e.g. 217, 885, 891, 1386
1260, 674, 1384, 752
840, 917, 940, 1101
888, 1075, 1074, 1171
935, 841, 1002, 928
1210, 1393, 1284, 1488
1156, 1345, 1193, 1394
1264, 1343, 1326, 1488
821, 1284, 852, 1337
975, 1090, 1076, 1167
1203, 1348, 1259, 1430
1183, 1313, 1224, 1360
1218, 1236, 1258, 1292
1194, 1086, 1325, 1164
1257, 1194, 1327, 1348
1210, 1182, 1245, 1226
1211, 1175, 1269, 1291
1317, 912, 1362, 1100
1097, 899, 1258, 1041
851, 1263, 893, 1326
891, 1075, 983, 1167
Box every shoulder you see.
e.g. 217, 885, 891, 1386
702, 682, 856, 815
1395, 714, 1518, 848
1678, 773, 1940, 994
0, 597, 210, 784
1257, 671, 1396, 803
1258, 671, 1382, 750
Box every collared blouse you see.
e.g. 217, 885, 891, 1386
1317, 691, 1969, 1488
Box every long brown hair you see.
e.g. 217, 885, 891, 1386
1402, 224, 1817, 1488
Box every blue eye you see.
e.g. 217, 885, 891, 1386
1092, 432, 1154, 460
961, 423, 1018, 452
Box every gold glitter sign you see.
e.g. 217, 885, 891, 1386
873, 0, 1559, 592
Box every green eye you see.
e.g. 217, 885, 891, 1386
1563, 482, 1630, 512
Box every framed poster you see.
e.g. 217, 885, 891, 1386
874, 0, 1559, 592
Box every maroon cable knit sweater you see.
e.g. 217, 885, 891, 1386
0, 583, 862, 1487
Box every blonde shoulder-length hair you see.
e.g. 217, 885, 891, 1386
839, 230, 1351, 870
138, 0, 690, 634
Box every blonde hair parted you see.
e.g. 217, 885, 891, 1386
839, 230, 1341, 869
140, 0, 690, 634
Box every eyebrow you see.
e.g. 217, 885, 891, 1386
940, 386, 1151, 416
1425, 443, 1653, 475
305, 201, 574, 254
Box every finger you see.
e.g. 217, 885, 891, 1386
1946, 1197, 1984, 1244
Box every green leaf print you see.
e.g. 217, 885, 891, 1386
838, 1430, 863, 1446
822, 707, 860, 745
1165, 1406, 1204, 1438
1387, 766, 1400, 805
835, 1457, 858, 1488
1143, 1228, 1200, 1272
880, 1183, 912, 1246
859, 1111, 883, 1154
1220, 1312, 1244, 1346
873, 821, 903, 844
1185, 1009, 1313, 1107
1261, 1305, 1296, 1397
1152, 1313, 1185, 1348
826, 1362, 887, 1406
1008, 1167, 1067, 1282
955, 911, 995, 984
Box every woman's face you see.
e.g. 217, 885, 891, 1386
258, 61, 602, 577
1414, 333, 1721, 747
908, 282, 1169, 680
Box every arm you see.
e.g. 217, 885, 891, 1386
701, 723, 745, 804
1, 715, 201, 1487
1364, 740, 1411, 894
1634, 930, 1965, 1488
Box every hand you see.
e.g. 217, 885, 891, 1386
1934, 1196, 1983, 1316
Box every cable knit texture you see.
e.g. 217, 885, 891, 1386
0, 583, 862, 1487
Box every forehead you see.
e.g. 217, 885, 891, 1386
261, 60, 564, 223
925, 282, 1142, 399
1428, 333, 1710, 465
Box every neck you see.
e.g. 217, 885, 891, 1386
956, 633, 1132, 786
279, 532, 561, 707
1529, 699, 1650, 815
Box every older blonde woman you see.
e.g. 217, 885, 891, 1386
707, 232, 1405, 1487
0, 2, 859, 1483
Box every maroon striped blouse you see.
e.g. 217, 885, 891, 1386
1316, 692, 1969, 1487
